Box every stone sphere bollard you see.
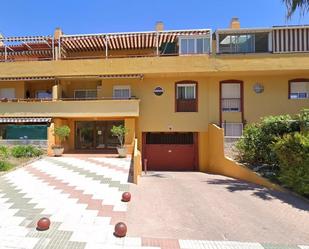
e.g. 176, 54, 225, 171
121, 192, 131, 202
114, 222, 127, 237
37, 217, 51, 231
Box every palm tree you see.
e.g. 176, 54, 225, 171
283, 0, 309, 18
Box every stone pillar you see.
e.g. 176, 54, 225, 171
53, 27, 63, 60
47, 122, 55, 156
52, 84, 62, 100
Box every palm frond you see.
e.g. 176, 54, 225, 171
283, 0, 309, 18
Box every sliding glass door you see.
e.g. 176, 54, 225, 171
75, 121, 124, 150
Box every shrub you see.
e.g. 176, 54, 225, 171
11, 145, 43, 158
53, 125, 70, 148
235, 114, 300, 165
111, 125, 129, 148
0, 161, 13, 171
0, 145, 9, 159
273, 132, 309, 196
298, 109, 309, 133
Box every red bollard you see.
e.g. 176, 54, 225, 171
37, 217, 51, 231
114, 222, 127, 237
121, 192, 131, 202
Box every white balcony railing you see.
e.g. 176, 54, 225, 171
221, 98, 241, 112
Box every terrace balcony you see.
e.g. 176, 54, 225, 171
0, 28, 212, 62
0, 97, 140, 118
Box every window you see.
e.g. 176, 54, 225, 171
176, 82, 197, 112
289, 81, 309, 99
0, 88, 15, 99
179, 36, 211, 55
36, 90, 52, 99
74, 89, 97, 99
221, 83, 241, 112
177, 84, 196, 99
113, 85, 131, 99
222, 123, 243, 137
218, 32, 269, 54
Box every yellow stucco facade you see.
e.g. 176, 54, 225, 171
0, 56, 308, 157
0, 26, 309, 188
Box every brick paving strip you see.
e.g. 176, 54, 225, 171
86, 158, 130, 174
45, 157, 129, 192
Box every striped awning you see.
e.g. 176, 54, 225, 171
0, 76, 55, 81
273, 26, 309, 53
0, 117, 52, 123
60, 30, 211, 52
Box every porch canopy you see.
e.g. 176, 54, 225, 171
0, 35, 54, 61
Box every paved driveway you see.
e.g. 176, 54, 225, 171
126, 172, 309, 246
0, 157, 308, 249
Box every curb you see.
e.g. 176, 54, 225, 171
0, 155, 46, 176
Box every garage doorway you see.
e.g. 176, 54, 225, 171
142, 132, 198, 171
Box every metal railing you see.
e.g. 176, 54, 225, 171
0, 97, 139, 103
221, 98, 241, 112
176, 99, 197, 112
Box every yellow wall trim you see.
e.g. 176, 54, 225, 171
204, 124, 284, 191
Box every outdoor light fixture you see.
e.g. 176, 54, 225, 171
253, 83, 264, 93
154, 86, 164, 96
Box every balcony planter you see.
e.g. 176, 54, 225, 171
111, 125, 129, 158
117, 147, 128, 158
51, 145, 64, 157
52, 125, 70, 157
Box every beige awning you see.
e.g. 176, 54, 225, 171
61, 30, 211, 52
0, 117, 52, 123
0, 76, 55, 81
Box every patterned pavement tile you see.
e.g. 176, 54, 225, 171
0, 155, 133, 249
0, 155, 307, 249
261, 244, 301, 249
46, 157, 130, 191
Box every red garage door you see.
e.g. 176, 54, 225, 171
142, 132, 197, 171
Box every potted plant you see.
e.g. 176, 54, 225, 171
111, 125, 129, 158
52, 125, 70, 156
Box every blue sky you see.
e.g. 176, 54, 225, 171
1, 0, 309, 36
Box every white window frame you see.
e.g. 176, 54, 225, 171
221, 83, 241, 112
289, 81, 309, 99
218, 33, 255, 54
176, 83, 196, 99
179, 35, 211, 55
74, 89, 97, 99
113, 85, 131, 99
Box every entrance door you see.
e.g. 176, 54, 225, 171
75, 121, 95, 150
75, 121, 124, 150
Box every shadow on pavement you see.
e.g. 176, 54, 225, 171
206, 178, 309, 211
